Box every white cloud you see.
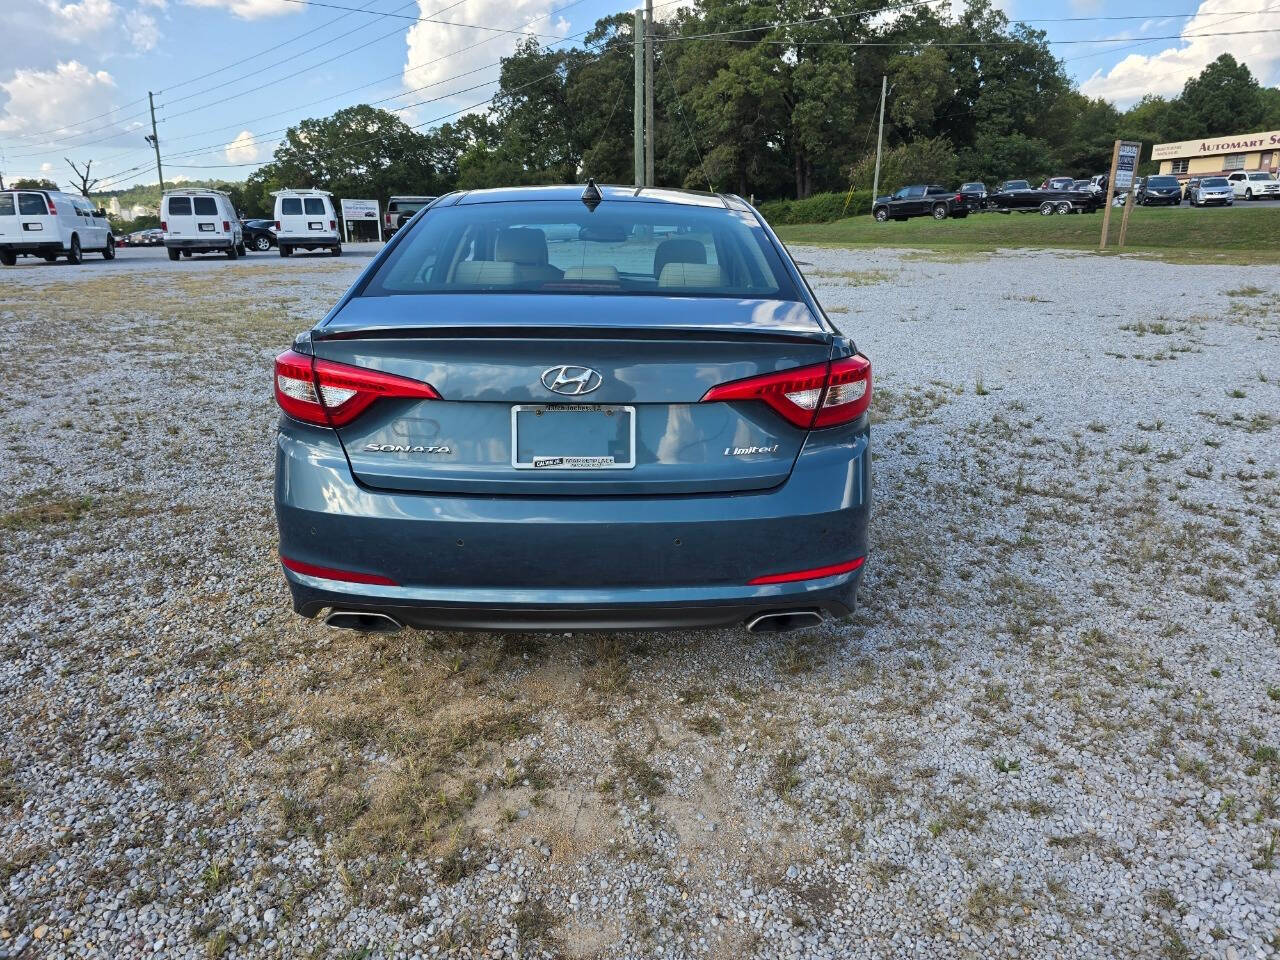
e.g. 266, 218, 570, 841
1080, 0, 1280, 106
0, 60, 122, 138
137, 0, 167, 7
44, 0, 120, 36
40, 161, 54, 173
400, 0, 569, 123
181, 0, 298, 19
126, 9, 161, 51
225, 129, 261, 164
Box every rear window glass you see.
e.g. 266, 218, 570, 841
0, 194, 14, 216
303, 197, 326, 215
280, 198, 303, 215
193, 197, 218, 216
390, 201, 427, 214
167, 196, 192, 216
361, 200, 797, 300
19, 194, 48, 215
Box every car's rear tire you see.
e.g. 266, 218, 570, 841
1038, 201, 1055, 216
279, 245, 292, 257
43, 255, 58, 262
1245, 189, 1253, 200
236, 242, 247, 257
67, 235, 82, 265
103, 236, 115, 260
0, 250, 15, 267
167, 248, 181, 261
227, 242, 238, 260
873, 207, 888, 223
254, 236, 271, 251
931, 203, 948, 221
1054, 201, 1071, 215
331, 244, 342, 257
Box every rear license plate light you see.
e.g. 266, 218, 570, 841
511, 404, 636, 470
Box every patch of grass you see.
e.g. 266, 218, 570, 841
610, 745, 667, 799
513, 901, 559, 943
966, 880, 1023, 929
201, 861, 230, 893
992, 755, 1022, 774
776, 207, 1280, 261
0, 758, 21, 809
766, 748, 806, 800
688, 714, 724, 737
1, 491, 93, 531
1226, 284, 1265, 297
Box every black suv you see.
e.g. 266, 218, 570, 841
1137, 175, 1183, 205
872, 184, 976, 222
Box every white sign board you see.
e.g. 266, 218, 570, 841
1113, 143, 1139, 191
339, 199, 381, 242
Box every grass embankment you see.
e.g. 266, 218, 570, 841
776, 205, 1280, 263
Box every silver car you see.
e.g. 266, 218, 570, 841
1189, 177, 1234, 207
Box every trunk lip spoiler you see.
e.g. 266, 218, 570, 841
310, 324, 834, 345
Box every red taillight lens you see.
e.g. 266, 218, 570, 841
700, 354, 871, 429
274, 349, 441, 427
222, 220, 230, 232
46, 198, 56, 215
275, 220, 281, 231
955, 194, 963, 203
385, 213, 391, 225
280, 555, 397, 586
749, 556, 864, 585
329, 219, 336, 230
160, 221, 167, 231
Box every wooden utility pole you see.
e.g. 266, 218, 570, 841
633, 9, 644, 188
644, 0, 655, 187
871, 76, 887, 202
146, 91, 165, 192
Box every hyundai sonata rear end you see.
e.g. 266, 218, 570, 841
273, 184, 871, 633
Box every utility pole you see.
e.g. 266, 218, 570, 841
644, 0, 654, 187
146, 91, 165, 192
634, 9, 644, 188
871, 75, 887, 202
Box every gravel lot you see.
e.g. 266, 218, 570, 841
1, 244, 1278, 960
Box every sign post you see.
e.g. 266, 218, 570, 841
339, 199, 381, 243
1100, 140, 1141, 250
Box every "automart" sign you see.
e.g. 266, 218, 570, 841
1153, 130, 1280, 160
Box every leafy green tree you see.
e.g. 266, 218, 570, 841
850, 136, 958, 193
1179, 54, 1263, 137
9, 177, 60, 189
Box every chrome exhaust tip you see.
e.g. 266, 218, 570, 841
323, 610, 403, 633
746, 610, 825, 634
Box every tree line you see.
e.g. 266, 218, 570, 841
85, 0, 1280, 215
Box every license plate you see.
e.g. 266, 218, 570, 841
511, 404, 635, 469
308, 221, 323, 230
199, 223, 215, 232
23, 223, 43, 231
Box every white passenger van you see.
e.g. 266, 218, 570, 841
273, 189, 341, 257
162, 189, 244, 261
0, 189, 115, 266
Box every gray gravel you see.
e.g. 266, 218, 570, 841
1, 244, 1278, 959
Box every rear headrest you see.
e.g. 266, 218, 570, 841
657, 263, 723, 288
653, 238, 707, 278
453, 260, 519, 286
496, 227, 548, 266
562, 266, 620, 282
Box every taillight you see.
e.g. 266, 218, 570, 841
329, 219, 336, 230
160, 221, 167, 231
275, 220, 281, 231
700, 354, 871, 428
222, 220, 230, 232
46, 198, 56, 215
955, 194, 963, 203
385, 213, 391, 225
280, 555, 397, 586
749, 555, 864, 585
274, 349, 440, 427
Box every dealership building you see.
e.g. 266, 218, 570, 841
1153, 129, 1280, 179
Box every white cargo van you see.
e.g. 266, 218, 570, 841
162, 189, 244, 261
0, 189, 115, 266
273, 189, 340, 257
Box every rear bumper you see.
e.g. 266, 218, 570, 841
279, 235, 340, 247
1, 241, 64, 254
275, 420, 871, 631
165, 238, 232, 251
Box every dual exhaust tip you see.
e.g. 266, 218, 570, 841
322, 608, 823, 635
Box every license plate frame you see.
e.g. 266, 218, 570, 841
511, 404, 636, 470
198, 222, 215, 232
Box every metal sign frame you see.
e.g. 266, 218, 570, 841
339, 198, 382, 243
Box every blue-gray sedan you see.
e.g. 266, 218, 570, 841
273, 184, 872, 634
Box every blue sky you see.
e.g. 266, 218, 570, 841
1, 0, 1277, 190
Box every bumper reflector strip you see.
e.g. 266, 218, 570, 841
749, 555, 865, 586
280, 555, 398, 586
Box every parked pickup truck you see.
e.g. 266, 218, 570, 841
872, 184, 980, 222
987, 180, 1101, 215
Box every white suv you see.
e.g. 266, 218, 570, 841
1226, 171, 1280, 200
162, 189, 244, 260
273, 189, 341, 257
0, 189, 115, 266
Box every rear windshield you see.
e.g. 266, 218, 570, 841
280, 198, 303, 215
1148, 177, 1179, 187
390, 201, 428, 214
19, 194, 49, 215
362, 200, 798, 300
167, 196, 192, 216
303, 197, 326, 215
0, 194, 14, 216
193, 197, 218, 215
